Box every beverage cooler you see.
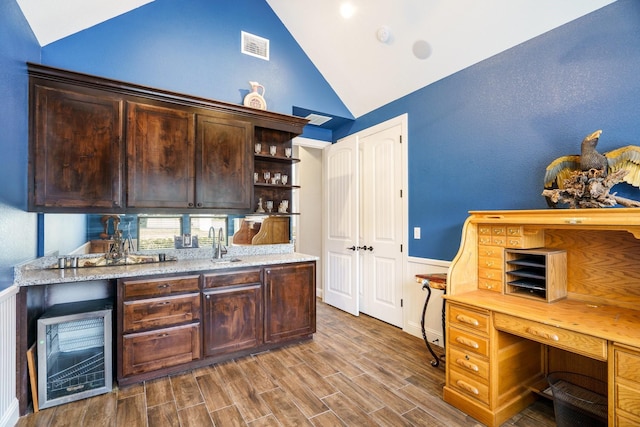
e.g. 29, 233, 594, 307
37, 299, 113, 409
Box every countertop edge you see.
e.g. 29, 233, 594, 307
15, 252, 318, 287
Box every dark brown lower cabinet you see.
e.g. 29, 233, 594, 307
264, 262, 316, 343
117, 261, 315, 386
202, 283, 263, 356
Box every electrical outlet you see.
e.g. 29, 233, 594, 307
413, 227, 421, 239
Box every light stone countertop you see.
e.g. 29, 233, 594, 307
14, 244, 318, 286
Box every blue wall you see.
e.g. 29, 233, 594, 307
42, 0, 352, 120
5, 0, 640, 275
0, 0, 40, 289
335, 0, 640, 260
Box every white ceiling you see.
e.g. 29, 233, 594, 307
17, 0, 615, 118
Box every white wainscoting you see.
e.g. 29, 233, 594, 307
0, 285, 18, 427
403, 257, 450, 346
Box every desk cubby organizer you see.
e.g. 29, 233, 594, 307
504, 248, 567, 302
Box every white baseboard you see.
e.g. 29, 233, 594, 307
0, 398, 19, 427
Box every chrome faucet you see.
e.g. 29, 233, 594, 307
209, 227, 227, 259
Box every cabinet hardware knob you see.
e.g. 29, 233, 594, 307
347, 246, 357, 251
455, 336, 479, 349
456, 358, 479, 372
157, 284, 170, 289
456, 380, 479, 395
456, 314, 479, 326
526, 327, 559, 341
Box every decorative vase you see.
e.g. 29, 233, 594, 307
243, 81, 266, 110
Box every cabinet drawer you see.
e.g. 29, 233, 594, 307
505, 226, 523, 237
478, 225, 491, 236
449, 346, 489, 380
491, 226, 506, 236
478, 256, 500, 269
203, 268, 261, 289
478, 278, 501, 292
478, 245, 503, 260
122, 275, 200, 299
615, 346, 640, 384
449, 304, 490, 335
123, 293, 200, 333
449, 368, 489, 405
449, 328, 489, 357
122, 323, 201, 377
616, 382, 640, 419
494, 313, 607, 361
478, 267, 501, 282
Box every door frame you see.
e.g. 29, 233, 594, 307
322, 113, 408, 321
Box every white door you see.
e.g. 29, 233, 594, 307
358, 124, 404, 327
322, 116, 406, 326
322, 135, 359, 316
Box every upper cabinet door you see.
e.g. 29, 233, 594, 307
30, 84, 124, 211
196, 114, 252, 210
126, 101, 195, 208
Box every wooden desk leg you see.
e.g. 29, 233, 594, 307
421, 281, 445, 367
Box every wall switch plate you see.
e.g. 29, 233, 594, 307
414, 227, 421, 239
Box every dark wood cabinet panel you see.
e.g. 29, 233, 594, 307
264, 262, 316, 343
123, 293, 201, 333
202, 282, 262, 356
121, 323, 201, 377
196, 115, 253, 209
29, 83, 123, 210
126, 101, 195, 208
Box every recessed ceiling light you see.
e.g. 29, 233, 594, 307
340, 2, 356, 19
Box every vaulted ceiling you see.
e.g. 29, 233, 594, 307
16, 0, 615, 117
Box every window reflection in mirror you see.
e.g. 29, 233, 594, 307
88, 214, 235, 252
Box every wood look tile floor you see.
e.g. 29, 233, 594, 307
17, 300, 557, 427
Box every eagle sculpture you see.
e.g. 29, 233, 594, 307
543, 130, 640, 207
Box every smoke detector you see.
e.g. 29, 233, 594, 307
376, 26, 391, 43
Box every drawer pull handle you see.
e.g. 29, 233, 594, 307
456, 380, 479, 395
158, 333, 169, 338
456, 358, 479, 372
456, 314, 480, 327
157, 284, 171, 289
508, 239, 520, 245
155, 301, 171, 306
526, 327, 559, 341
455, 336, 479, 349
485, 261, 494, 267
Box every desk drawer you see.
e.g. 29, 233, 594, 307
449, 304, 490, 335
494, 313, 607, 361
449, 368, 489, 405
123, 293, 200, 333
449, 328, 489, 357
449, 346, 489, 380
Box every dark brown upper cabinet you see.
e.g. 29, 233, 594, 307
126, 101, 196, 209
195, 114, 252, 210
29, 82, 124, 210
27, 63, 308, 213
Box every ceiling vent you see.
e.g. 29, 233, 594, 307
304, 113, 332, 126
241, 31, 270, 61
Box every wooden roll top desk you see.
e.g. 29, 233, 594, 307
444, 209, 640, 427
